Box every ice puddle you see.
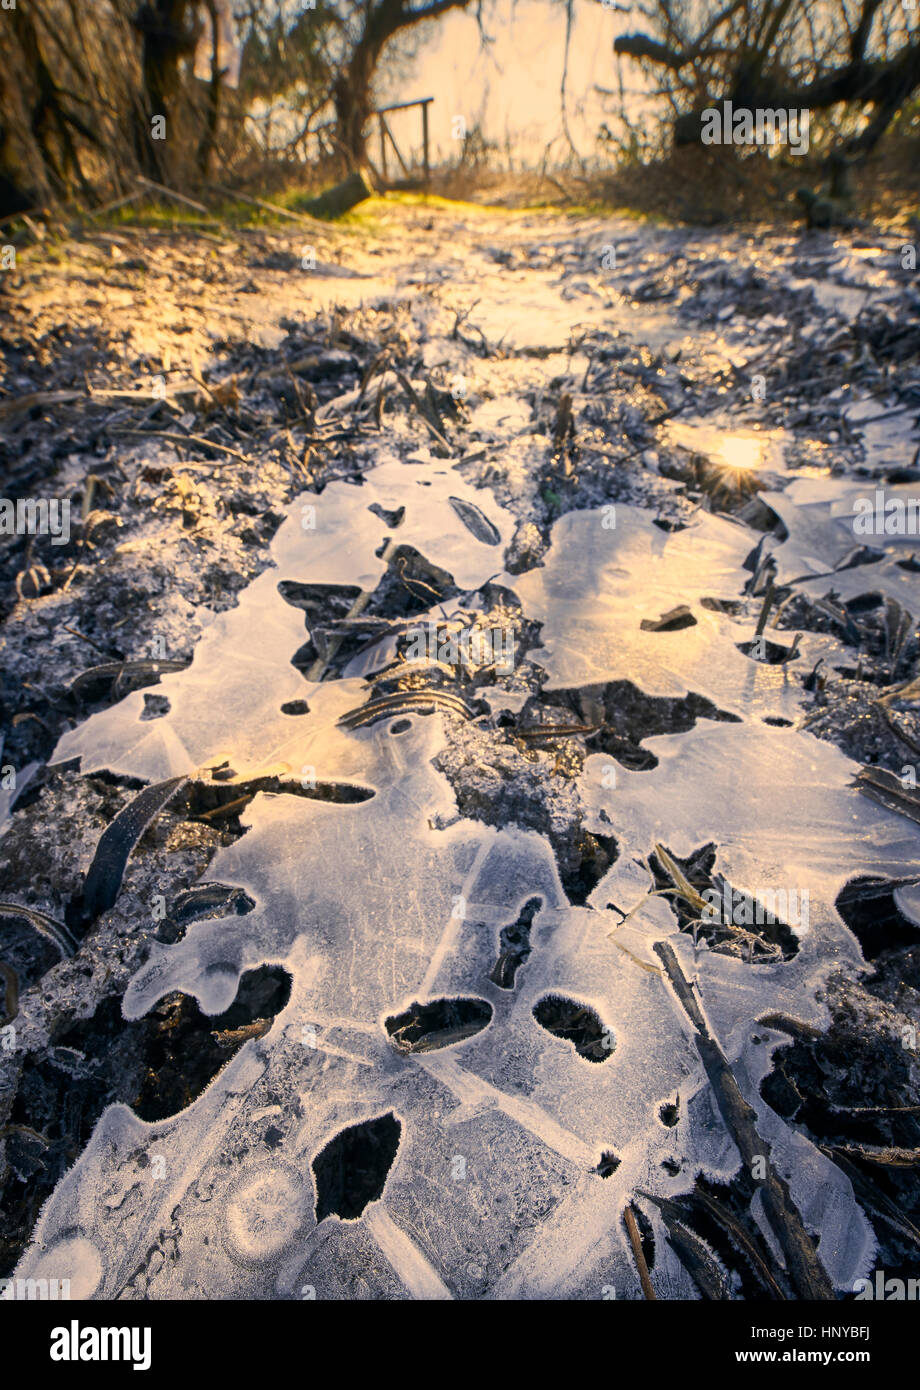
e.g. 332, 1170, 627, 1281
15, 263, 920, 1303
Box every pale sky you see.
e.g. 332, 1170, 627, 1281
378, 0, 636, 168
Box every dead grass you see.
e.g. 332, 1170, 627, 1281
576, 134, 920, 228
428, 130, 920, 227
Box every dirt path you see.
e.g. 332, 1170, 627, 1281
2, 198, 920, 1299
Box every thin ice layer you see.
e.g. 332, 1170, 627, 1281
507, 504, 823, 720
18, 442, 920, 1302
51, 461, 515, 782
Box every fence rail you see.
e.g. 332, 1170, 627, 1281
371, 97, 433, 190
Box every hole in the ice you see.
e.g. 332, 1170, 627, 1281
367, 502, 405, 528
277, 581, 362, 614
845, 592, 883, 614
561, 832, 618, 906
659, 1098, 680, 1127
763, 716, 792, 726
649, 843, 799, 962
312, 1112, 402, 1222
184, 776, 374, 829
290, 639, 318, 675
701, 596, 745, 616
173, 884, 256, 921
385, 996, 492, 1052
437, 709, 619, 903
630, 1204, 656, 1270
443, 677, 747, 907
594, 1150, 621, 1178
834, 875, 920, 961
640, 605, 697, 632
737, 637, 799, 665
140, 693, 170, 721
838, 547, 886, 571
371, 545, 458, 618
296, 782, 374, 804
489, 896, 543, 988
7, 964, 294, 1176
389, 718, 411, 734
281, 700, 310, 716
532, 994, 615, 1062
527, 679, 740, 775
448, 496, 501, 546
662, 1157, 682, 1176
136, 964, 291, 1121
278, 583, 370, 678
164, 883, 255, 942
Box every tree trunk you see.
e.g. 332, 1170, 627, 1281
131, 1, 198, 181
0, 120, 34, 219
9, 7, 99, 203
195, 0, 223, 178
0, 53, 35, 216
330, 0, 471, 169
332, 50, 376, 169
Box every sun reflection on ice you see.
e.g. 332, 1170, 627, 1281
667, 420, 786, 475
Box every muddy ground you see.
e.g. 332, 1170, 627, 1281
2, 195, 920, 1297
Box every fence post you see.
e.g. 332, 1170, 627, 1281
369, 98, 433, 190
378, 113, 388, 182
422, 101, 430, 192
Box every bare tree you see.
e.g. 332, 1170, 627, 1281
237, 0, 476, 172
0, 0, 159, 210
613, 0, 920, 156
0, 0, 475, 213
328, 0, 473, 166
131, 1, 201, 177
0, 1, 111, 208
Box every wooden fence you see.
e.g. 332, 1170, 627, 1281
371, 98, 433, 190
